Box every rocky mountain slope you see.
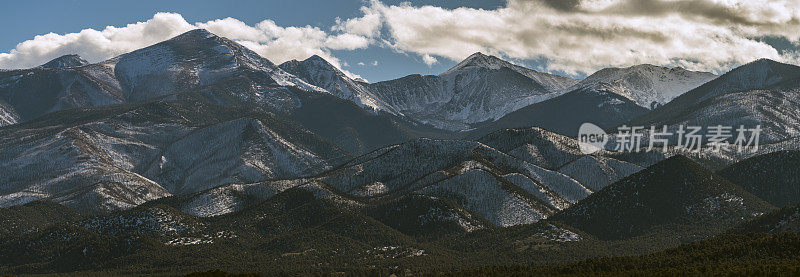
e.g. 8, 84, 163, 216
2, 27, 800, 276
462, 64, 714, 138
164, 138, 590, 227
477, 127, 650, 190
162, 128, 661, 229
0, 98, 348, 213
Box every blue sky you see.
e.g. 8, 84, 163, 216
0, 0, 505, 82
1, 0, 797, 82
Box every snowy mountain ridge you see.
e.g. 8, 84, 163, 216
40, 54, 89, 69
0, 29, 326, 123
628, 58, 800, 144
569, 64, 717, 109
279, 55, 401, 115
360, 53, 579, 130
442, 52, 579, 92
0, 100, 347, 213
278, 52, 582, 130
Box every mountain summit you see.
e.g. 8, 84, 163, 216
445, 52, 510, 72
280, 51, 581, 130
40, 54, 89, 69
0, 29, 323, 122
442, 52, 579, 92
111, 28, 320, 102
279, 55, 400, 114
568, 64, 716, 109
641, 58, 800, 111
359, 52, 579, 130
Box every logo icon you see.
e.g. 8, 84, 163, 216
578, 123, 608, 154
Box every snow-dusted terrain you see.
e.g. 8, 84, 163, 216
470, 84, 650, 138
364, 53, 578, 130
279, 55, 400, 115
479, 127, 648, 188
0, 99, 18, 126
629, 59, 800, 144
82, 205, 203, 237
3, 24, 800, 276
0, 29, 324, 124
165, 131, 659, 228
40, 54, 89, 69
558, 156, 643, 191
2, 28, 800, 246
466, 64, 715, 139
569, 64, 716, 109
143, 117, 332, 194
281, 52, 581, 131
0, 100, 346, 213
110, 29, 321, 103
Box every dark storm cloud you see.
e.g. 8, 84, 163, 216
599, 0, 800, 26
540, 0, 582, 11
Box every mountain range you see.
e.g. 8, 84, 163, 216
629, 58, 800, 144
2, 28, 800, 275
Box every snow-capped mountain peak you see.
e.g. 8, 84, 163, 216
295, 55, 340, 72
641, 57, 800, 111
305, 54, 328, 63
709, 58, 800, 93
444, 52, 580, 92
444, 52, 508, 72
569, 64, 717, 109
0, 29, 328, 123
356, 52, 581, 130
627, 58, 800, 144
279, 55, 401, 114
40, 54, 89, 69
109, 28, 327, 100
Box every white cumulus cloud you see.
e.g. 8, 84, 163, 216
0, 13, 194, 70
198, 17, 371, 78
0, 12, 373, 79
2, 1, 799, 78
333, 5, 383, 37
422, 54, 438, 66
345, 0, 800, 75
